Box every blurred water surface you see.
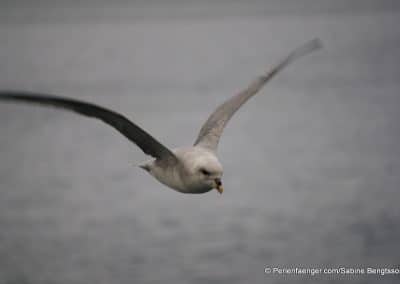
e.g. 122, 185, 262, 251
0, 1, 399, 283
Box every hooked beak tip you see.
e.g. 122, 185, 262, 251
215, 178, 223, 194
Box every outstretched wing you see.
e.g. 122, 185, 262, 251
0, 91, 177, 161
194, 38, 322, 151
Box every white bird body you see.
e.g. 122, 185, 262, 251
0, 39, 321, 194
141, 146, 223, 194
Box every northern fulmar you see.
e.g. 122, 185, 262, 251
0, 39, 322, 194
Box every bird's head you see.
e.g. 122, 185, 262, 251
184, 150, 224, 194
196, 162, 224, 194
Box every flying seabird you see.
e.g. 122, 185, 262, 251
0, 39, 322, 194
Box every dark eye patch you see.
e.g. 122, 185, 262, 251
200, 168, 211, 176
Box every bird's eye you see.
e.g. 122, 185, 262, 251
200, 168, 211, 175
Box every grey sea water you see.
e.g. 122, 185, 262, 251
0, 1, 399, 283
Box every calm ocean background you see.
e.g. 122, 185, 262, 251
0, 1, 399, 283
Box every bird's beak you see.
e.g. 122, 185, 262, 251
215, 178, 223, 194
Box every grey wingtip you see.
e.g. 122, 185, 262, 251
290, 38, 323, 61
311, 38, 323, 50
301, 38, 323, 55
